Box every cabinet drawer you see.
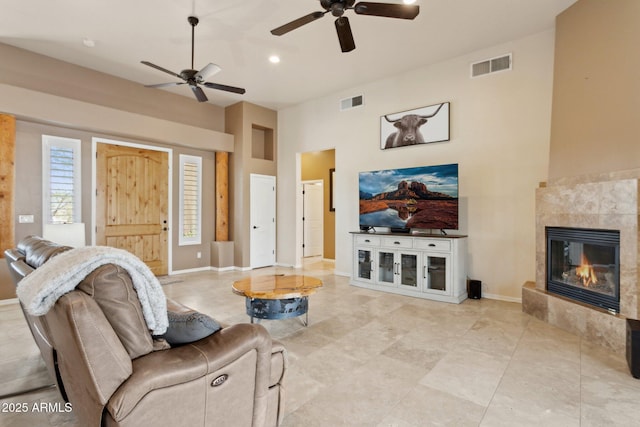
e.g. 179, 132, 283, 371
381, 237, 413, 249
355, 235, 380, 246
415, 239, 451, 252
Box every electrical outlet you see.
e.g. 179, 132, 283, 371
196, 252, 202, 259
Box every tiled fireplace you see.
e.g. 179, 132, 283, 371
523, 171, 640, 355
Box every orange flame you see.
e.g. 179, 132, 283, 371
576, 254, 598, 286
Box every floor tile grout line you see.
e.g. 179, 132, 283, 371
475, 314, 532, 426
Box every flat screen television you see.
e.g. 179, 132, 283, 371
359, 163, 458, 232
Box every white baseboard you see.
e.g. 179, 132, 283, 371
172, 265, 259, 274
170, 266, 214, 275
211, 266, 236, 272
481, 292, 522, 304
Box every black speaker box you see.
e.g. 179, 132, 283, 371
468, 279, 481, 299
626, 319, 640, 379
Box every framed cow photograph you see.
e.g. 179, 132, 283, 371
380, 102, 450, 150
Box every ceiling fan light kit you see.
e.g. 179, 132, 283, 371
271, 0, 420, 53
141, 16, 246, 102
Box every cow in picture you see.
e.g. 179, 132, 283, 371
382, 102, 448, 149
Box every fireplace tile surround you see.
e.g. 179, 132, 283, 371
523, 169, 640, 355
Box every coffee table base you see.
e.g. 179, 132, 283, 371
245, 296, 309, 326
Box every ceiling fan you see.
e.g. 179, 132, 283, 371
271, 0, 420, 53
141, 16, 245, 103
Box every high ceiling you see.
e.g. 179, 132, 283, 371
0, 0, 577, 110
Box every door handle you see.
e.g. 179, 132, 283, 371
253, 225, 259, 229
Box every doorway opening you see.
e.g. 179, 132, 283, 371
298, 149, 335, 266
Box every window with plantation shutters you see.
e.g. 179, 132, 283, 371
179, 154, 202, 245
42, 135, 81, 224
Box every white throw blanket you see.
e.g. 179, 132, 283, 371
16, 246, 168, 335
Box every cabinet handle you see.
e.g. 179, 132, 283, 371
423, 265, 426, 278
394, 241, 400, 245
428, 243, 436, 247
364, 239, 370, 243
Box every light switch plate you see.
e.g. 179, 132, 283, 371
18, 215, 34, 223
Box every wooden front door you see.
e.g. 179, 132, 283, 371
96, 143, 169, 275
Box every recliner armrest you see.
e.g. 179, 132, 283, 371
4, 248, 25, 263
8, 259, 34, 286
106, 323, 272, 422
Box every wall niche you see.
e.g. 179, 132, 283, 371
251, 124, 274, 161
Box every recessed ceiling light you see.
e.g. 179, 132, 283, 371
82, 38, 95, 48
269, 55, 280, 64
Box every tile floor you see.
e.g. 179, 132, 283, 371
2, 258, 640, 426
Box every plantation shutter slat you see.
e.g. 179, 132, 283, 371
182, 161, 199, 238
49, 146, 76, 224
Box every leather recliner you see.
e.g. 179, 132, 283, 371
5, 236, 286, 426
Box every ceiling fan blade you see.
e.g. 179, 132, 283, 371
353, 2, 419, 19
144, 82, 185, 88
191, 85, 208, 102
203, 82, 246, 94
335, 16, 355, 53
141, 61, 183, 79
271, 11, 326, 36
195, 63, 221, 82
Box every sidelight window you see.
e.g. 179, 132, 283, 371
179, 154, 202, 245
42, 135, 81, 224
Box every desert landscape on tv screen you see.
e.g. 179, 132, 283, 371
359, 164, 458, 230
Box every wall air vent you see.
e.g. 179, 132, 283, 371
340, 95, 364, 111
471, 53, 512, 78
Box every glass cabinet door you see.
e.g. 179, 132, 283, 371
400, 253, 418, 288
424, 254, 448, 293
378, 251, 395, 285
357, 248, 374, 281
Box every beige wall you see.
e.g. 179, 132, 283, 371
0, 43, 225, 132
301, 150, 336, 259
226, 102, 277, 268
13, 120, 217, 272
278, 30, 556, 300
548, 0, 640, 181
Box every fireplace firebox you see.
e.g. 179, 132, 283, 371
546, 227, 620, 313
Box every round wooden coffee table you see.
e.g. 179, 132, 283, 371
232, 275, 323, 326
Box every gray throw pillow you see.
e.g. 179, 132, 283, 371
163, 310, 221, 345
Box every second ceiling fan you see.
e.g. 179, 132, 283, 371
271, 0, 420, 53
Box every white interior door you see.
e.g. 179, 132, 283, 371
250, 174, 276, 268
303, 182, 323, 257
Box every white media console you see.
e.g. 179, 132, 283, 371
350, 232, 468, 303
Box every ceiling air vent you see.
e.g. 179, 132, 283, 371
340, 95, 364, 111
471, 53, 512, 78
